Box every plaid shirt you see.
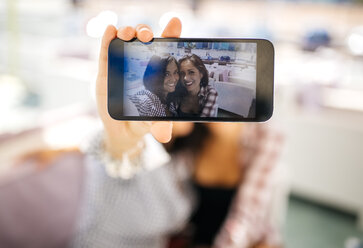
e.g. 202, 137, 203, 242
198, 85, 218, 117
129, 90, 177, 117
213, 123, 284, 248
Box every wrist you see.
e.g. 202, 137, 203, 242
103, 132, 144, 160
85, 131, 145, 179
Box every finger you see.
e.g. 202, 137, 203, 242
97, 25, 117, 88
151, 122, 173, 143
136, 24, 153, 42
161, 17, 182, 38
117, 26, 136, 41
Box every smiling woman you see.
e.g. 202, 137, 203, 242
163, 59, 179, 94
129, 55, 179, 117
175, 54, 218, 117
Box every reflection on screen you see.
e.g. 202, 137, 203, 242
122, 41, 257, 118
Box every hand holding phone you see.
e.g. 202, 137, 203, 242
108, 37, 274, 122
96, 18, 181, 157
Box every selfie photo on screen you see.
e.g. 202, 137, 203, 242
122, 41, 257, 118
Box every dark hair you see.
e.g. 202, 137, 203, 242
143, 55, 179, 103
164, 123, 210, 154
179, 54, 209, 88
171, 54, 210, 102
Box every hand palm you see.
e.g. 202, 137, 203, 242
95, 18, 182, 158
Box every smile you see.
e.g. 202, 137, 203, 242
185, 81, 193, 86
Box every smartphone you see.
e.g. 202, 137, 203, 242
108, 38, 274, 122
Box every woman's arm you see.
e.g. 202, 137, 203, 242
95, 19, 182, 159
200, 86, 218, 117
129, 91, 168, 117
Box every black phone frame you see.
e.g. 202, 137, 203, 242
108, 37, 274, 122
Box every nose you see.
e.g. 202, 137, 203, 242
184, 74, 190, 81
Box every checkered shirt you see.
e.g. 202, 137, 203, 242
129, 89, 177, 117
213, 123, 284, 248
198, 85, 218, 117
72, 134, 193, 248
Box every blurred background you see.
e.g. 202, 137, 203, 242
1, 0, 363, 247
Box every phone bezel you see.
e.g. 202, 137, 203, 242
108, 37, 274, 122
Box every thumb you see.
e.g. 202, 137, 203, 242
161, 17, 182, 38
151, 122, 173, 143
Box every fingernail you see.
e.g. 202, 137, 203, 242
118, 26, 135, 41
138, 28, 153, 42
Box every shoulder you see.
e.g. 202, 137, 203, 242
241, 122, 284, 167
242, 122, 283, 146
129, 90, 167, 116
203, 86, 218, 106
130, 89, 160, 104
245, 122, 283, 141
199, 86, 218, 102
205, 85, 218, 96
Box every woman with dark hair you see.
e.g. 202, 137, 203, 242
174, 54, 218, 117
166, 122, 284, 248
130, 55, 179, 117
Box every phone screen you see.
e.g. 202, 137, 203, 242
108, 38, 274, 122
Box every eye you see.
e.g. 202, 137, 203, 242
165, 72, 170, 77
